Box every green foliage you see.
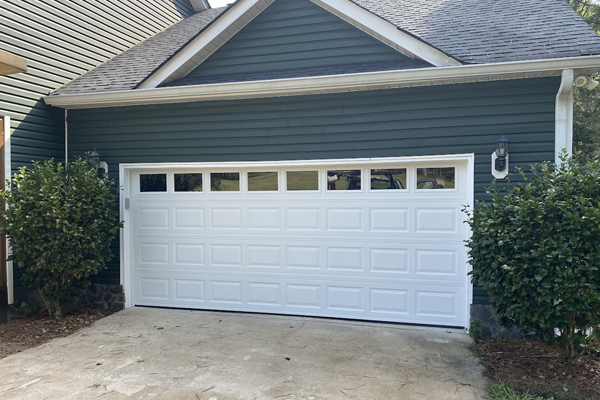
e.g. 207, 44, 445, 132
465, 153, 600, 360
489, 382, 555, 400
0, 157, 123, 317
469, 319, 484, 340
570, 1, 600, 158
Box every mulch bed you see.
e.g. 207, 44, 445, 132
0, 308, 115, 360
477, 338, 600, 400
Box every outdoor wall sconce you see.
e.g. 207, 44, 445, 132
90, 149, 108, 179
492, 135, 509, 179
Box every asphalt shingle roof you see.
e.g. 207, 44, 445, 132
51, 0, 600, 96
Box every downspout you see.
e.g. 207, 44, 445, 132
64, 109, 68, 164
3, 116, 12, 305
555, 69, 574, 164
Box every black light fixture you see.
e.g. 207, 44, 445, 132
495, 135, 509, 171
89, 149, 107, 178
90, 149, 101, 169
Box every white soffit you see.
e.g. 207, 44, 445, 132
141, 0, 461, 90
310, 0, 461, 67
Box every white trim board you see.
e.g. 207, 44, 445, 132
3, 116, 12, 305
139, 0, 459, 89
140, 0, 276, 88
310, 0, 460, 67
45, 55, 600, 109
119, 153, 475, 328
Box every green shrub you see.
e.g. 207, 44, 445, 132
465, 153, 600, 360
0, 157, 123, 317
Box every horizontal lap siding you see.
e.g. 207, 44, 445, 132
186, 0, 410, 78
1, 0, 194, 296
68, 77, 560, 295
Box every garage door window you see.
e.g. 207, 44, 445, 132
370, 169, 407, 190
175, 173, 203, 192
327, 170, 361, 191
248, 172, 278, 192
211, 173, 240, 192
417, 168, 455, 190
286, 171, 319, 191
140, 174, 167, 192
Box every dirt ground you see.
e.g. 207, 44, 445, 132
477, 338, 600, 400
0, 308, 114, 359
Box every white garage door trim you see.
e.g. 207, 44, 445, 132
119, 154, 475, 327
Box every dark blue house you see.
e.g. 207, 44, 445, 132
35, 0, 600, 327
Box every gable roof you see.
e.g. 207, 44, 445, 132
352, 0, 600, 64
50, 0, 600, 98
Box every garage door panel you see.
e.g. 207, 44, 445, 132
130, 160, 470, 326
132, 272, 466, 325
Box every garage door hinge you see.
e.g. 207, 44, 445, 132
124, 198, 130, 210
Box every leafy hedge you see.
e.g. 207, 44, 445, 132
465, 154, 600, 360
0, 157, 123, 317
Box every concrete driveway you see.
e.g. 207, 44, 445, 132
0, 308, 486, 399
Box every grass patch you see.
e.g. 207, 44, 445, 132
489, 382, 555, 400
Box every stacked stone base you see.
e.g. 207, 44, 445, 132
79, 284, 125, 311
470, 304, 521, 338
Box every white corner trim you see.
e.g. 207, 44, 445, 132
555, 69, 574, 164
43, 56, 600, 109
139, 0, 272, 89
3, 116, 12, 305
310, 0, 460, 67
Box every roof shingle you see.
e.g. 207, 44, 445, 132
51, 0, 600, 96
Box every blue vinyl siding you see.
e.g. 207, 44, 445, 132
67, 77, 560, 301
1, 0, 195, 297
184, 0, 412, 79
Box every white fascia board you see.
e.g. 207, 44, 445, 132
310, 0, 460, 67
140, 0, 267, 89
555, 69, 574, 164
44, 55, 600, 109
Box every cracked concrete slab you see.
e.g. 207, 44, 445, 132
0, 307, 486, 399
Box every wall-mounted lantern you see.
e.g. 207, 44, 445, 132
492, 135, 509, 179
90, 149, 108, 179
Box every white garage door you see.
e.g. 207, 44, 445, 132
126, 157, 471, 327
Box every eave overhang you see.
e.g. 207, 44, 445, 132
44, 55, 600, 109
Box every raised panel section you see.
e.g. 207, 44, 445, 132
416, 250, 457, 275
370, 249, 408, 273
139, 278, 169, 300
286, 284, 321, 308
139, 208, 169, 229
211, 281, 243, 304
286, 246, 321, 270
174, 208, 204, 229
210, 245, 242, 267
247, 283, 281, 306
286, 208, 320, 231
370, 209, 408, 232
248, 245, 281, 268
416, 291, 458, 317
327, 286, 363, 311
139, 243, 169, 264
174, 244, 205, 266
326, 209, 362, 231
416, 209, 457, 233
174, 280, 205, 301
370, 289, 409, 315
247, 208, 280, 230
211, 208, 242, 229
327, 247, 363, 271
